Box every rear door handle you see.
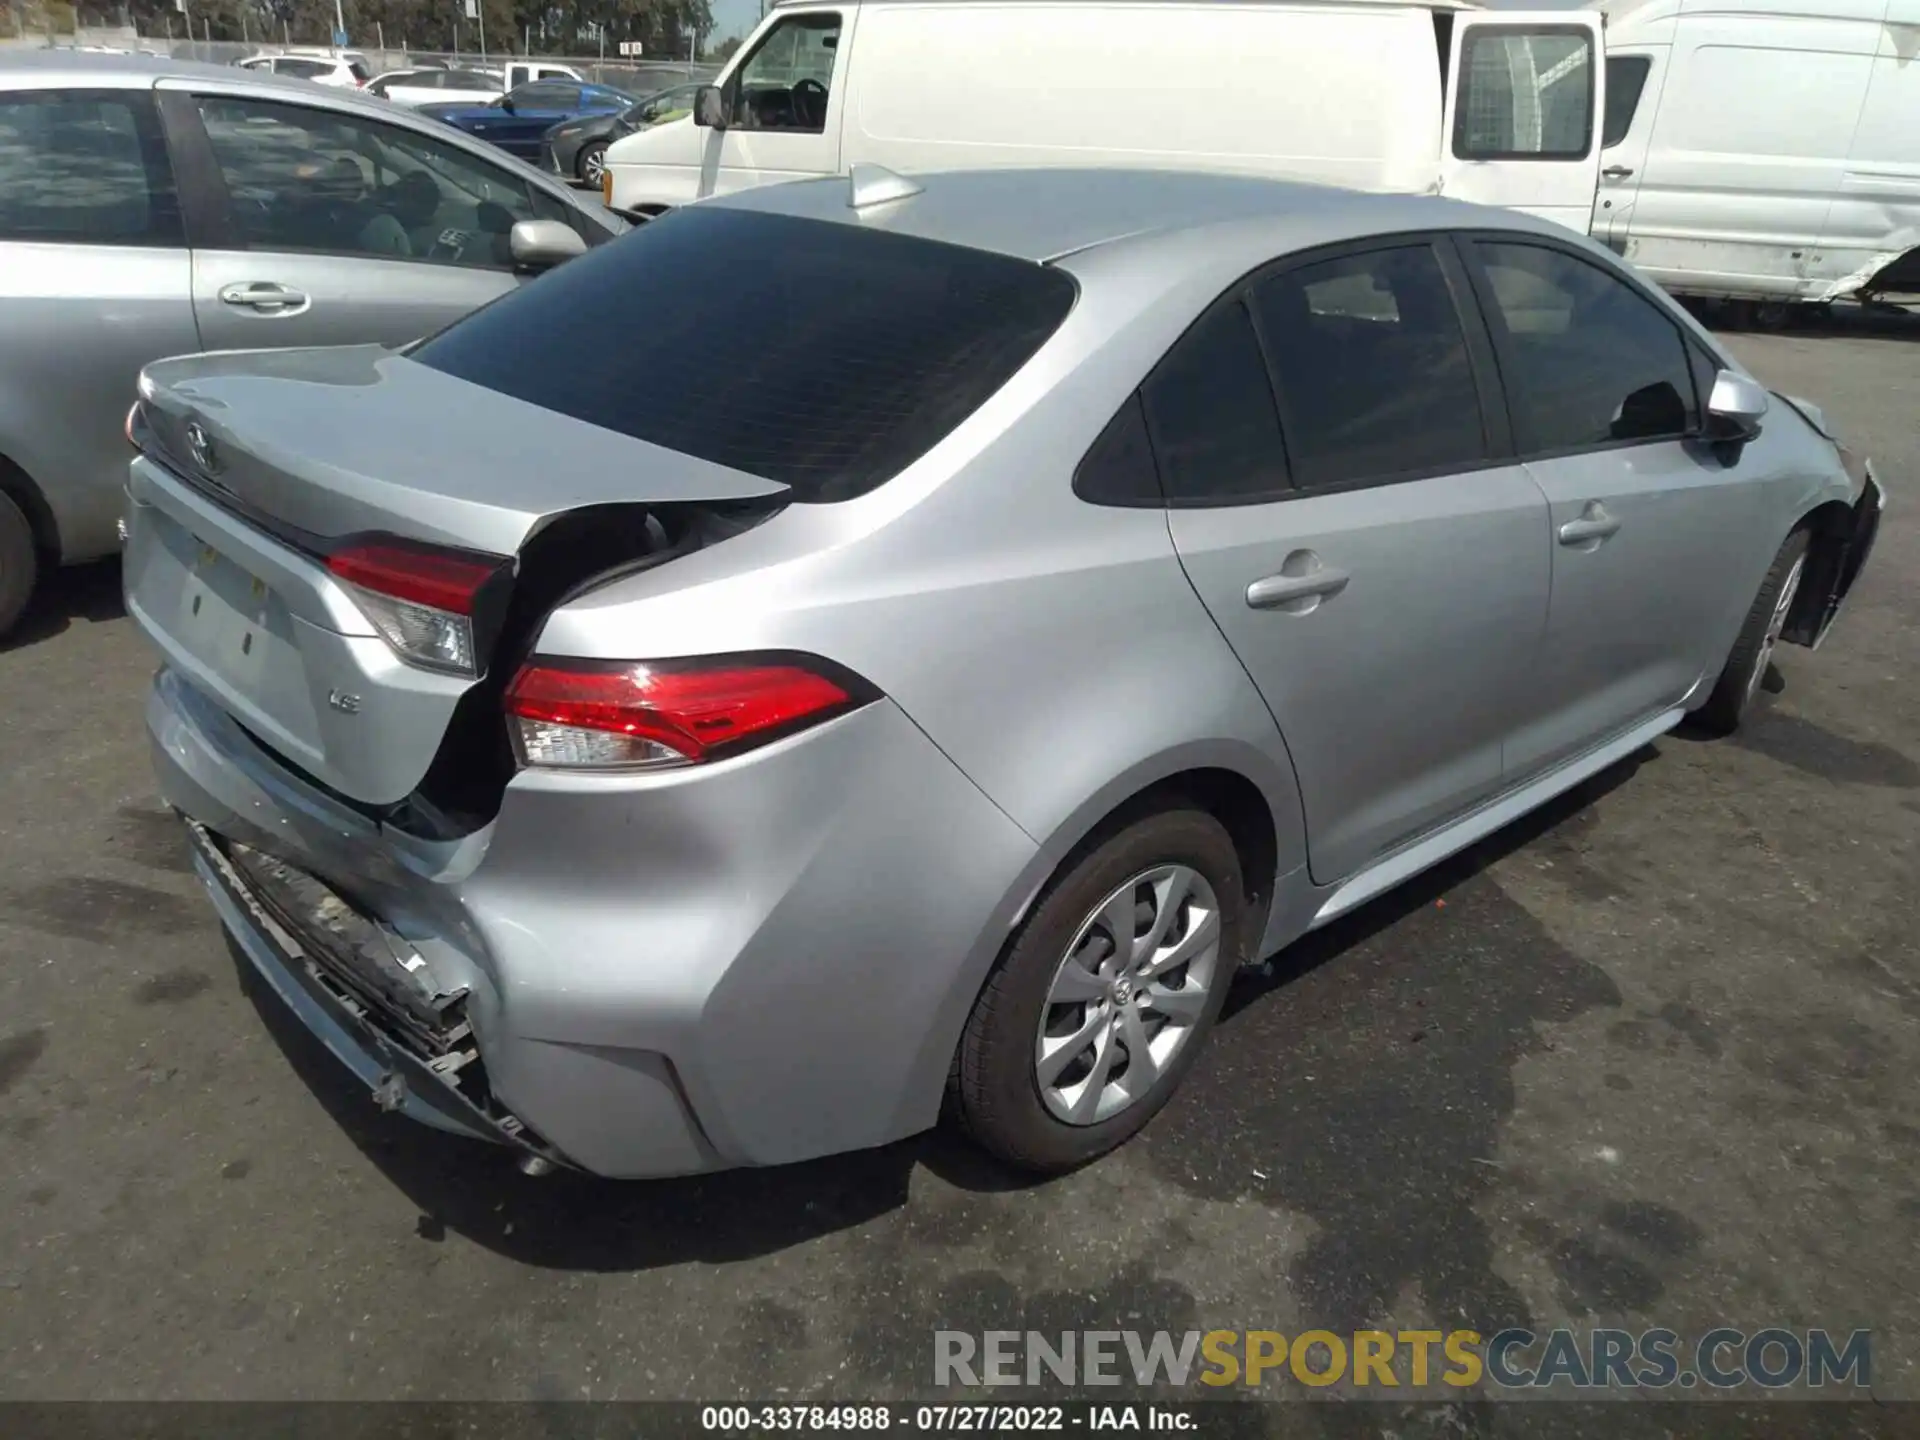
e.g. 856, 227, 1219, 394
1602, 165, 1635, 179
1558, 506, 1622, 546
217, 281, 310, 315
1246, 568, 1350, 610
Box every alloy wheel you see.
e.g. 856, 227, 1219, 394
1748, 554, 1805, 703
1034, 864, 1223, 1126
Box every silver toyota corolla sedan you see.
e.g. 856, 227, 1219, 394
0, 50, 620, 638
126, 168, 1883, 1178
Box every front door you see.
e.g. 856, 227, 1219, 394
1159, 240, 1550, 885
474, 83, 581, 160
1440, 12, 1606, 234
1457, 235, 1785, 781
164, 88, 544, 353
698, 6, 850, 199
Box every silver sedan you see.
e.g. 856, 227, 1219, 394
0, 49, 620, 637
126, 167, 1881, 1177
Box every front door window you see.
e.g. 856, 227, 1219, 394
730, 12, 842, 132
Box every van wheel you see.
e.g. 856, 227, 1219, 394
0, 490, 37, 639
953, 807, 1245, 1173
1694, 528, 1810, 735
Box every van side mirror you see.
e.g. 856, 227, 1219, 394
1705, 369, 1768, 444
694, 84, 728, 129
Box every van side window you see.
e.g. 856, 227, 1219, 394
731, 12, 842, 133
1141, 300, 1290, 505
1471, 241, 1698, 453
1455, 27, 1594, 159
1251, 244, 1487, 489
1603, 56, 1653, 148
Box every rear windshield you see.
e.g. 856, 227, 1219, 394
410, 206, 1077, 502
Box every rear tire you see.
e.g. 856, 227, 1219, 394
0, 490, 37, 640
1694, 527, 1810, 735
953, 807, 1246, 1173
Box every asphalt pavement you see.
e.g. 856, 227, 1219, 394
0, 314, 1916, 1428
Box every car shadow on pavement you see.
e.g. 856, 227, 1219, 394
0, 558, 124, 652
230, 744, 1657, 1275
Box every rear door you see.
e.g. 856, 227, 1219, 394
1441, 12, 1605, 233
1161, 238, 1550, 885
0, 86, 200, 562
160, 86, 578, 353
484, 83, 581, 158
1458, 234, 1780, 780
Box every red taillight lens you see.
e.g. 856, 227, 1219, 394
506, 657, 864, 770
326, 537, 506, 676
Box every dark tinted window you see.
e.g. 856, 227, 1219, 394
0, 91, 180, 246
1473, 241, 1697, 451
1252, 244, 1485, 488
1074, 395, 1162, 507
1602, 56, 1653, 149
274, 57, 334, 79
1455, 28, 1593, 159
349, 60, 372, 82
1140, 300, 1288, 504
412, 207, 1076, 502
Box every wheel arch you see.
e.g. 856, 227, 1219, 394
904, 740, 1305, 1139
0, 450, 60, 560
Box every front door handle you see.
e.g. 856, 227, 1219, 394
1558, 504, 1622, 546
1247, 567, 1350, 610
1602, 165, 1635, 179
217, 281, 311, 315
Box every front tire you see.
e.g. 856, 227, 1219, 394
1694, 528, 1810, 735
953, 807, 1246, 1173
577, 140, 608, 188
0, 490, 37, 639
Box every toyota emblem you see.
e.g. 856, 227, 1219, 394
185, 421, 218, 474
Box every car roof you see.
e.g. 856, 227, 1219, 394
704, 166, 1565, 265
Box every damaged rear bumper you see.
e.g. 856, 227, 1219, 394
184, 817, 567, 1164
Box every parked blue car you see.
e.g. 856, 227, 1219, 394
418, 80, 635, 162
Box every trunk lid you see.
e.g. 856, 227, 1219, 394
125, 345, 786, 809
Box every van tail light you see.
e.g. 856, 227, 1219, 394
327, 536, 509, 677
505, 655, 874, 771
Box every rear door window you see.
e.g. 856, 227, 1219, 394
273, 57, 335, 79
0, 90, 181, 246
1455, 27, 1594, 158
1140, 300, 1289, 505
410, 206, 1076, 502
1251, 243, 1487, 488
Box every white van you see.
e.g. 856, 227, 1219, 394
1596, 0, 1920, 310
605, 0, 1608, 232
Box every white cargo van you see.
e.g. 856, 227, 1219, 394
1596, 0, 1920, 309
605, 0, 1609, 231
604, 0, 1920, 312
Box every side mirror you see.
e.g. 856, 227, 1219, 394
497, 96, 516, 113
694, 84, 728, 129
1705, 369, 1768, 444
508, 218, 587, 273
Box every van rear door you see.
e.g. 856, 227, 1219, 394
1440, 12, 1605, 233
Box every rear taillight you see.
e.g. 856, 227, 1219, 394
327, 536, 508, 676
505, 656, 870, 771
